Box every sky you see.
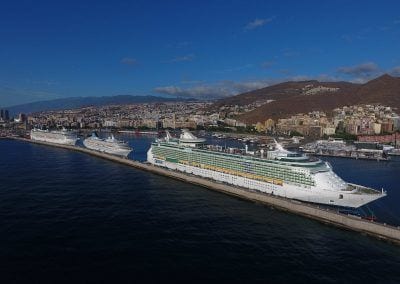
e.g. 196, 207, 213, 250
1, 0, 400, 107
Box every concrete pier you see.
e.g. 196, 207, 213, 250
6, 137, 400, 245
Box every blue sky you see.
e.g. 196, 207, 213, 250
1, 0, 400, 106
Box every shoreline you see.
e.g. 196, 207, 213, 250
306, 152, 390, 161
4, 136, 400, 245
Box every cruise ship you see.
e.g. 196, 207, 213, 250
83, 133, 132, 157
147, 130, 386, 208
30, 128, 78, 145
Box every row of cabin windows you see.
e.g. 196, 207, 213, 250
154, 147, 314, 185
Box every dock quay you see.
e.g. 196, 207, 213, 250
5, 136, 400, 245
301, 140, 390, 161
308, 151, 390, 161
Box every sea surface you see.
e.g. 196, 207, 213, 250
1, 135, 400, 283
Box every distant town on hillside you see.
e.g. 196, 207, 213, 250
1, 74, 399, 145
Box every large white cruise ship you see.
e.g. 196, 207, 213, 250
83, 133, 132, 157
147, 130, 386, 208
30, 128, 78, 145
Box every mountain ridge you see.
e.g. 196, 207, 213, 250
223, 74, 400, 124
4, 95, 191, 115
213, 80, 358, 108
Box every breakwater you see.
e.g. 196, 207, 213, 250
7, 137, 400, 245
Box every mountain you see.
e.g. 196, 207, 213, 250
213, 80, 358, 108
354, 74, 400, 106
5, 95, 188, 115
216, 74, 399, 124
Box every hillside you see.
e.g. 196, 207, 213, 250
226, 74, 400, 124
355, 74, 400, 106
5, 95, 188, 115
213, 80, 358, 108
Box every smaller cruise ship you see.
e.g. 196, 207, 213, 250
83, 133, 132, 157
30, 128, 78, 145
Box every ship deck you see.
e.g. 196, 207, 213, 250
347, 183, 384, 195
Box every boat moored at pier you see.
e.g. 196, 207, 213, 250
30, 128, 78, 146
147, 130, 386, 208
83, 132, 132, 157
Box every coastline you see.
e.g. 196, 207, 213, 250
307, 152, 390, 161
4, 136, 400, 245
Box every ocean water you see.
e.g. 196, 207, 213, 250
1, 136, 400, 283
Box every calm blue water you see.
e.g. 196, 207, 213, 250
1, 136, 400, 283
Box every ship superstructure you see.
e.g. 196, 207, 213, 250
83, 133, 132, 157
30, 128, 78, 146
147, 130, 386, 208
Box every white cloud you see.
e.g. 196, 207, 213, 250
27, 79, 58, 86
168, 54, 195, 62
232, 80, 270, 93
341, 34, 353, 43
337, 62, 380, 76
389, 66, 400, 77
212, 64, 254, 74
154, 64, 400, 100
283, 51, 300, 58
244, 18, 273, 30
154, 84, 232, 98
154, 75, 337, 99
336, 62, 400, 81
261, 61, 274, 69
120, 57, 137, 66
349, 77, 369, 84
336, 62, 384, 82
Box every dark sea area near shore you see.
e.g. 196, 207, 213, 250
1, 134, 400, 283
